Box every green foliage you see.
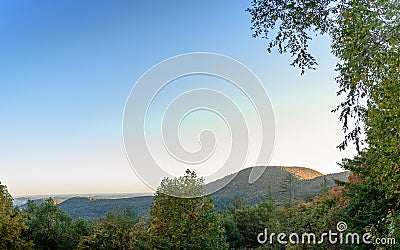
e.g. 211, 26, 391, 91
221, 186, 346, 249
220, 212, 242, 249
339, 172, 392, 239
248, 1, 399, 248
247, 0, 399, 151
148, 169, 228, 249
368, 210, 400, 250
77, 207, 143, 250
247, 0, 332, 74
24, 198, 92, 250
72, 217, 93, 244
331, 0, 399, 152
279, 174, 297, 207
0, 182, 33, 250
284, 187, 344, 249
232, 200, 282, 248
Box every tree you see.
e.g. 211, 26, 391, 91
230, 200, 282, 249
0, 182, 33, 249
247, 0, 399, 244
24, 198, 91, 250
220, 212, 242, 249
77, 207, 141, 250
247, 0, 398, 148
282, 186, 345, 250
279, 173, 297, 207
72, 217, 94, 246
147, 169, 228, 249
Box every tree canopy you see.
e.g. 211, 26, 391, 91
248, 0, 399, 151
248, 0, 399, 246
24, 198, 92, 250
148, 169, 228, 249
0, 182, 33, 250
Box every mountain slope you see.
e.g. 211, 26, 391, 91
208, 166, 349, 210
58, 196, 154, 220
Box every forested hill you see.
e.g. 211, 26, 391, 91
50, 166, 348, 220
209, 166, 349, 210
58, 196, 154, 220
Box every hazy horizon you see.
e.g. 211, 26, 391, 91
12, 165, 350, 198
9, 165, 350, 197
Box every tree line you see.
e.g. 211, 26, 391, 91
0, 169, 389, 249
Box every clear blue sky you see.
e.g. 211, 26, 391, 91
0, 0, 356, 196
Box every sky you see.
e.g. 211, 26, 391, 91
0, 0, 357, 196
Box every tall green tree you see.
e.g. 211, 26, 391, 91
77, 207, 142, 250
247, 0, 399, 245
279, 173, 297, 207
148, 169, 228, 249
24, 198, 91, 250
220, 212, 242, 249
231, 200, 282, 249
282, 186, 345, 250
0, 182, 33, 250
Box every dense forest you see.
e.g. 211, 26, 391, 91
1, 0, 398, 249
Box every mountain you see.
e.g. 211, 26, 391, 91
24, 166, 349, 220
209, 166, 349, 210
13, 193, 151, 207
58, 196, 154, 220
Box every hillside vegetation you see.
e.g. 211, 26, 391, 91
209, 166, 348, 210
58, 196, 154, 220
